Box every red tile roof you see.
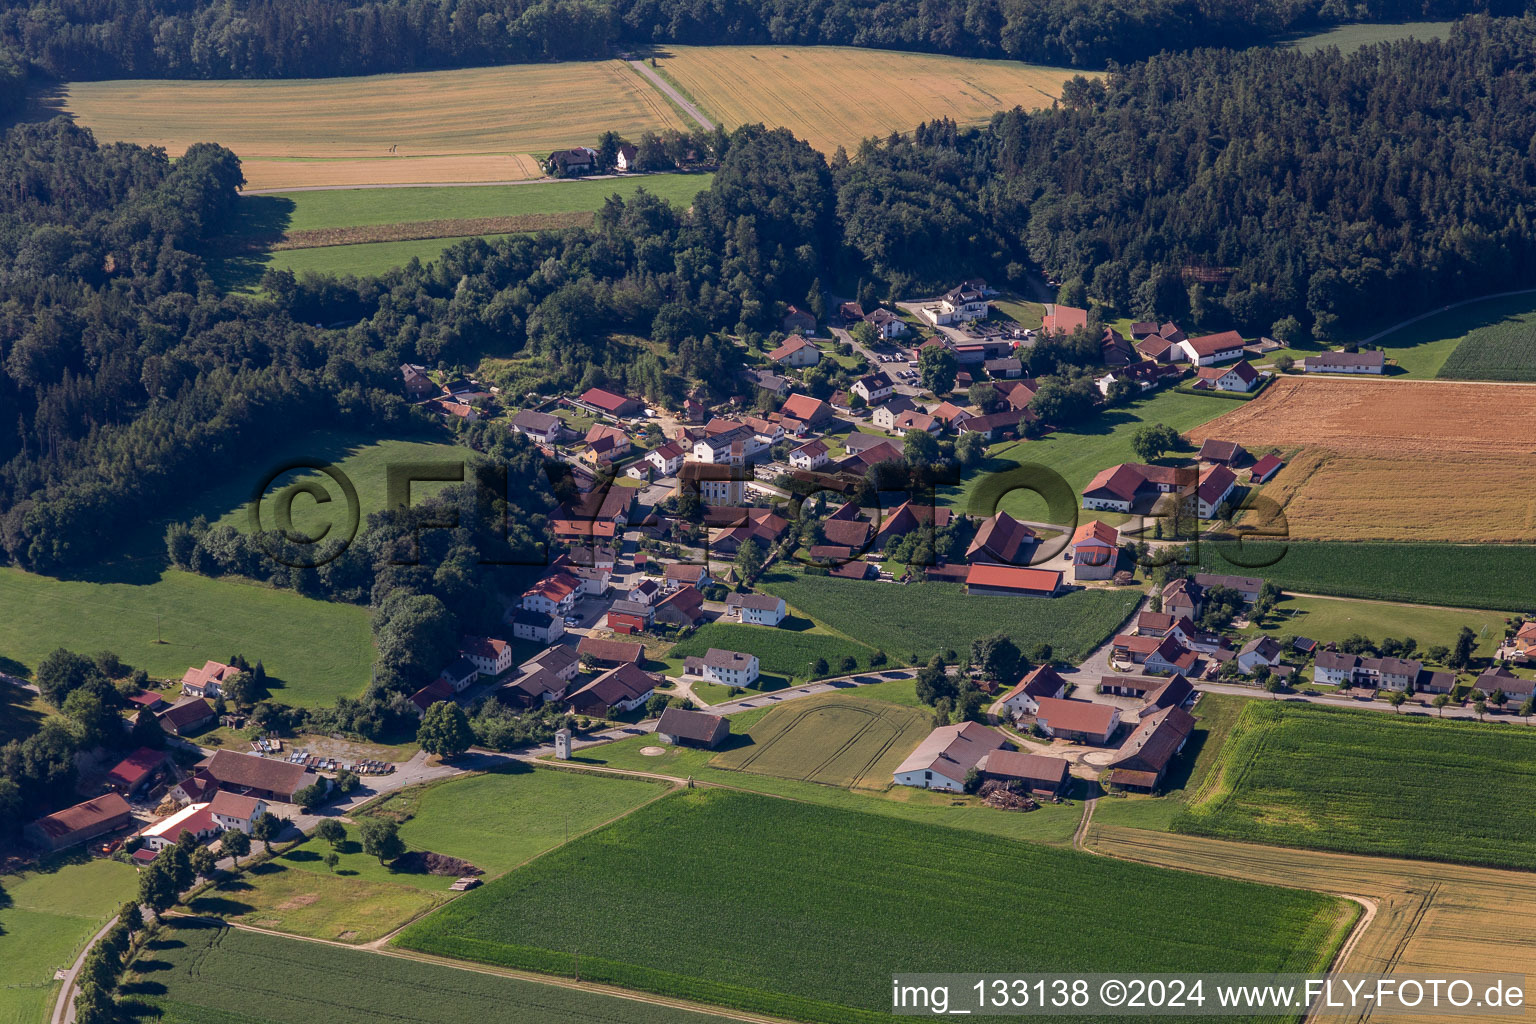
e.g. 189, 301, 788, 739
964, 563, 1061, 594
106, 747, 167, 790
1183, 331, 1245, 357
1034, 696, 1118, 735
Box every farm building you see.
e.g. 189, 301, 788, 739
1042, 305, 1087, 335
501, 667, 569, 708
966, 511, 1036, 565
577, 636, 645, 668
1081, 463, 1194, 513
975, 749, 1071, 798
138, 802, 220, 853
106, 747, 170, 797
664, 562, 712, 587
1197, 439, 1248, 466
964, 564, 1061, 597
892, 721, 1007, 792
1249, 453, 1285, 483
998, 665, 1067, 718
576, 387, 641, 417
781, 305, 817, 334
24, 794, 133, 852
1192, 573, 1265, 603
1033, 697, 1121, 745
197, 749, 321, 803
1303, 350, 1385, 373
1106, 706, 1197, 792
683, 648, 760, 688
1195, 464, 1237, 518
566, 663, 657, 716
158, 698, 215, 736
1178, 331, 1246, 366
520, 645, 580, 682
654, 585, 708, 627
726, 593, 787, 626
1068, 520, 1119, 581
656, 708, 731, 749
780, 393, 833, 429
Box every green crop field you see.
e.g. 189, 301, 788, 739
710, 695, 931, 791
1237, 594, 1510, 662
757, 569, 1141, 666
396, 790, 1351, 1024
0, 858, 138, 1024
132, 921, 727, 1024
668, 622, 876, 682
1195, 540, 1536, 611
217, 233, 515, 288
1434, 292, 1536, 381
941, 388, 1226, 525
0, 566, 373, 704
1279, 20, 1454, 53
1174, 701, 1536, 870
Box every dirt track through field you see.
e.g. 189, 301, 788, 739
1190, 377, 1536, 541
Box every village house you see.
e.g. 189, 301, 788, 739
865, 307, 907, 338
788, 439, 829, 470
750, 369, 793, 397
1195, 464, 1238, 519
546, 147, 597, 175
1068, 520, 1119, 581
1107, 706, 1197, 791
1101, 327, 1138, 365
607, 599, 654, 634
781, 305, 817, 335
917, 282, 990, 326
656, 707, 731, 749
769, 334, 821, 368
1178, 331, 1247, 366
683, 648, 760, 688
1476, 665, 1536, 701
692, 425, 766, 466
1160, 577, 1199, 619
664, 562, 712, 588
400, 363, 436, 398
511, 410, 566, 444
510, 608, 563, 644
1249, 453, 1285, 483
1081, 463, 1194, 513
964, 564, 1061, 597
158, 698, 216, 737
1192, 572, 1265, 603
138, 802, 220, 853
566, 663, 657, 716
577, 636, 645, 669
871, 395, 918, 431
616, 142, 638, 170
520, 645, 580, 684
998, 665, 1068, 718
577, 387, 641, 418
1314, 651, 1423, 690
1193, 360, 1261, 392
676, 462, 746, 506
893, 721, 1007, 791
437, 656, 480, 693
984, 356, 1023, 378
1033, 697, 1121, 744
1303, 350, 1386, 374
851, 372, 895, 405
106, 747, 170, 797
966, 511, 1036, 565
181, 659, 240, 699
641, 440, 686, 478
522, 572, 581, 617
1236, 635, 1283, 675
460, 636, 514, 677
1041, 305, 1087, 336
208, 790, 268, 834
654, 584, 708, 627
501, 667, 568, 709
780, 392, 833, 429
726, 592, 787, 626
975, 749, 1071, 797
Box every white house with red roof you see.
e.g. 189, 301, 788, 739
460, 636, 514, 677
521, 572, 580, 616
769, 334, 821, 368
1068, 520, 1119, 581
644, 440, 686, 477
1194, 359, 1260, 392
1195, 464, 1237, 519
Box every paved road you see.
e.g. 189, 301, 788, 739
51, 915, 120, 1024
627, 60, 715, 131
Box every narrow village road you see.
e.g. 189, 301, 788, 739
51, 915, 120, 1024
627, 60, 715, 131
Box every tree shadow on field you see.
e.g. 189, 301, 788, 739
186, 894, 257, 917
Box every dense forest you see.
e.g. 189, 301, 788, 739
0, 0, 1519, 82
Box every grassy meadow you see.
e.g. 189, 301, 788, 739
1195, 540, 1536, 611
1236, 594, 1510, 662
0, 858, 139, 1024
1279, 20, 1455, 53
940, 388, 1227, 525
1173, 701, 1536, 870
58, 62, 685, 187
652, 45, 1086, 154
395, 789, 1352, 1024
709, 694, 931, 791
757, 568, 1142, 665
132, 921, 727, 1024
667, 621, 877, 684
187, 767, 665, 942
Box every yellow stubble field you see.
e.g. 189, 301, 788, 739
58, 61, 686, 189
1189, 377, 1536, 542
652, 45, 1088, 153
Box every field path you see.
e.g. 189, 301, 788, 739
1071, 797, 1097, 852
629, 60, 716, 130
51, 914, 120, 1024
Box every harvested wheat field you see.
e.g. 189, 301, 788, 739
653, 45, 1087, 154
240, 154, 545, 191
1090, 825, 1536, 1024
59, 62, 684, 186
1190, 377, 1536, 541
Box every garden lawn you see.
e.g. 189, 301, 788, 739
396, 790, 1352, 1024
757, 569, 1142, 666
0, 567, 372, 706
941, 388, 1226, 524
132, 921, 726, 1024
1091, 694, 1248, 832
1173, 701, 1536, 870
667, 622, 876, 682
1236, 595, 1510, 662
0, 858, 138, 1024
1194, 540, 1536, 611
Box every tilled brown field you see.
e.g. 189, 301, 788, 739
1189, 377, 1536, 540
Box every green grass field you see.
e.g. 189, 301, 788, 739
396, 789, 1351, 1024
0, 858, 139, 1024
1092, 694, 1248, 831
709, 695, 931, 791
668, 622, 877, 683
1237, 594, 1510, 663
220, 233, 516, 286
1279, 20, 1454, 53
1174, 701, 1536, 870
132, 921, 728, 1024
1196, 540, 1536, 611
757, 568, 1142, 666
0, 566, 373, 703
228, 175, 712, 238
942, 388, 1226, 524
189, 767, 665, 942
